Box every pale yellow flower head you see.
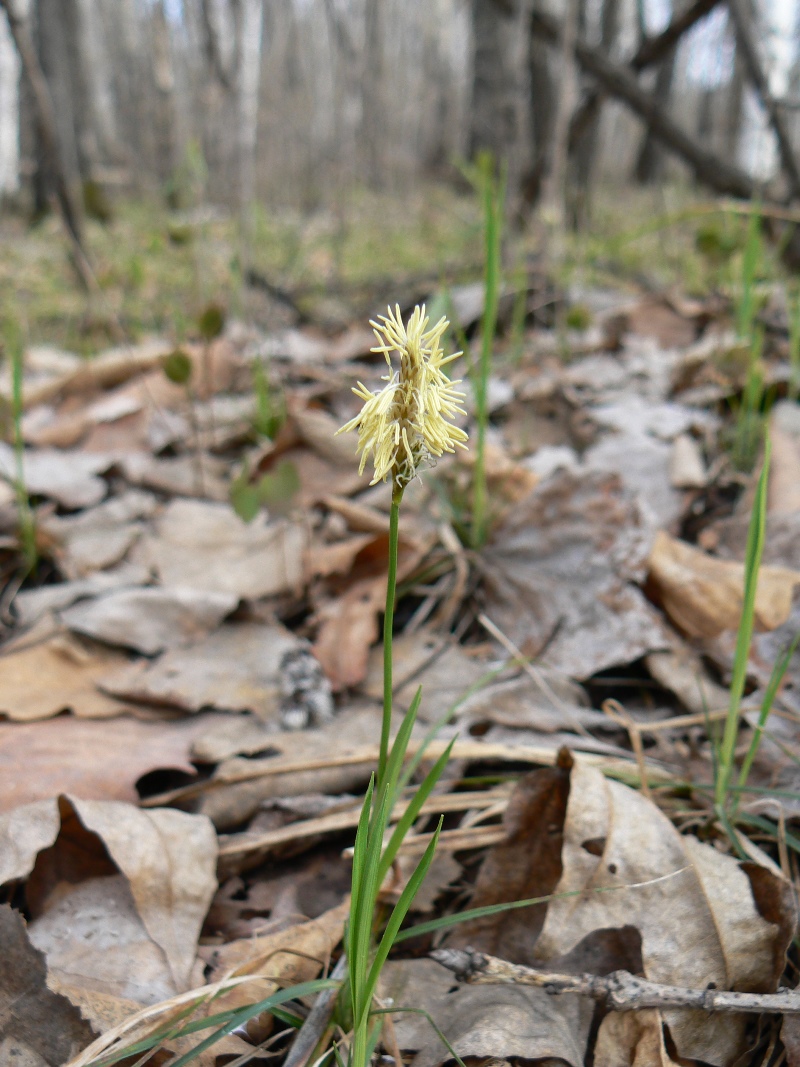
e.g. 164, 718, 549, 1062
336, 304, 469, 487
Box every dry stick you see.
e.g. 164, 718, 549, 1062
431, 948, 800, 1015
726, 0, 800, 200
531, 8, 759, 201
282, 955, 348, 1067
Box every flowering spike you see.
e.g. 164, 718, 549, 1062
336, 304, 469, 486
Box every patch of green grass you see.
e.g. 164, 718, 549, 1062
0, 184, 483, 356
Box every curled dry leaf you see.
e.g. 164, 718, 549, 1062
37, 490, 158, 579
533, 761, 794, 1065
0, 903, 96, 1066
0, 443, 113, 509
648, 529, 800, 638
0, 795, 217, 992
594, 1009, 679, 1067
100, 622, 300, 716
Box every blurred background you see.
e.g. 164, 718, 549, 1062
0, 0, 798, 345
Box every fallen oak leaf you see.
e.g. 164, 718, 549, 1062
0, 795, 218, 992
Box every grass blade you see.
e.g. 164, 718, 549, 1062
377, 739, 455, 886
358, 819, 444, 1029
714, 435, 770, 810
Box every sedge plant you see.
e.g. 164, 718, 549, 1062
470, 154, 505, 549
336, 304, 468, 1066
714, 435, 770, 815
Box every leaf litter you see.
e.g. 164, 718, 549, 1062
0, 273, 799, 1067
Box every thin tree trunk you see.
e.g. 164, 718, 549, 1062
361, 0, 383, 187
727, 0, 800, 198
540, 0, 580, 228
635, 45, 677, 183
570, 0, 620, 225
236, 0, 263, 271
0, 0, 85, 250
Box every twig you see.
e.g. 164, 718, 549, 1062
282, 955, 347, 1067
431, 948, 800, 1014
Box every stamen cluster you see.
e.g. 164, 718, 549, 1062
337, 305, 469, 486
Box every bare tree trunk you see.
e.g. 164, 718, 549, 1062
150, 0, 176, 189
570, 0, 620, 225
524, 1, 556, 207
0, 0, 85, 248
540, 0, 580, 228
361, 0, 383, 187
634, 46, 677, 183
236, 0, 263, 270
531, 6, 758, 199
0, 4, 19, 196
724, 35, 746, 163
727, 0, 800, 198
469, 0, 533, 203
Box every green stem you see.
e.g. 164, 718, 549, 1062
379, 481, 404, 788
471, 157, 503, 549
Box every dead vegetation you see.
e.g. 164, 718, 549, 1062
1, 192, 800, 1067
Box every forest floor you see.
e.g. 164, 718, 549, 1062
1, 181, 800, 1067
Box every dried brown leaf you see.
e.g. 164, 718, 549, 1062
382, 957, 592, 1067
648, 529, 800, 638
534, 761, 793, 1065
0, 796, 217, 992
130, 498, 307, 599
100, 622, 300, 716
0, 904, 96, 1066
0, 712, 226, 811
482, 470, 669, 679
61, 586, 237, 654
0, 618, 135, 721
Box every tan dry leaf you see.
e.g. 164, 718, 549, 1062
28, 874, 181, 1005
482, 470, 668, 679
0, 618, 135, 721
131, 498, 307, 599
0, 796, 217, 993
534, 761, 791, 1066
594, 1009, 679, 1067
65, 797, 217, 990
61, 586, 237, 655
0, 903, 96, 1066
0, 712, 227, 812
313, 577, 385, 691
382, 957, 592, 1067
648, 529, 800, 638
769, 401, 800, 514
304, 533, 377, 580
203, 899, 348, 1040
37, 490, 157, 579
313, 534, 430, 691
100, 622, 300, 717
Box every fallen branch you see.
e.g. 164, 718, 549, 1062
532, 8, 758, 201
568, 0, 722, 151
431, 947, 800, 1014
